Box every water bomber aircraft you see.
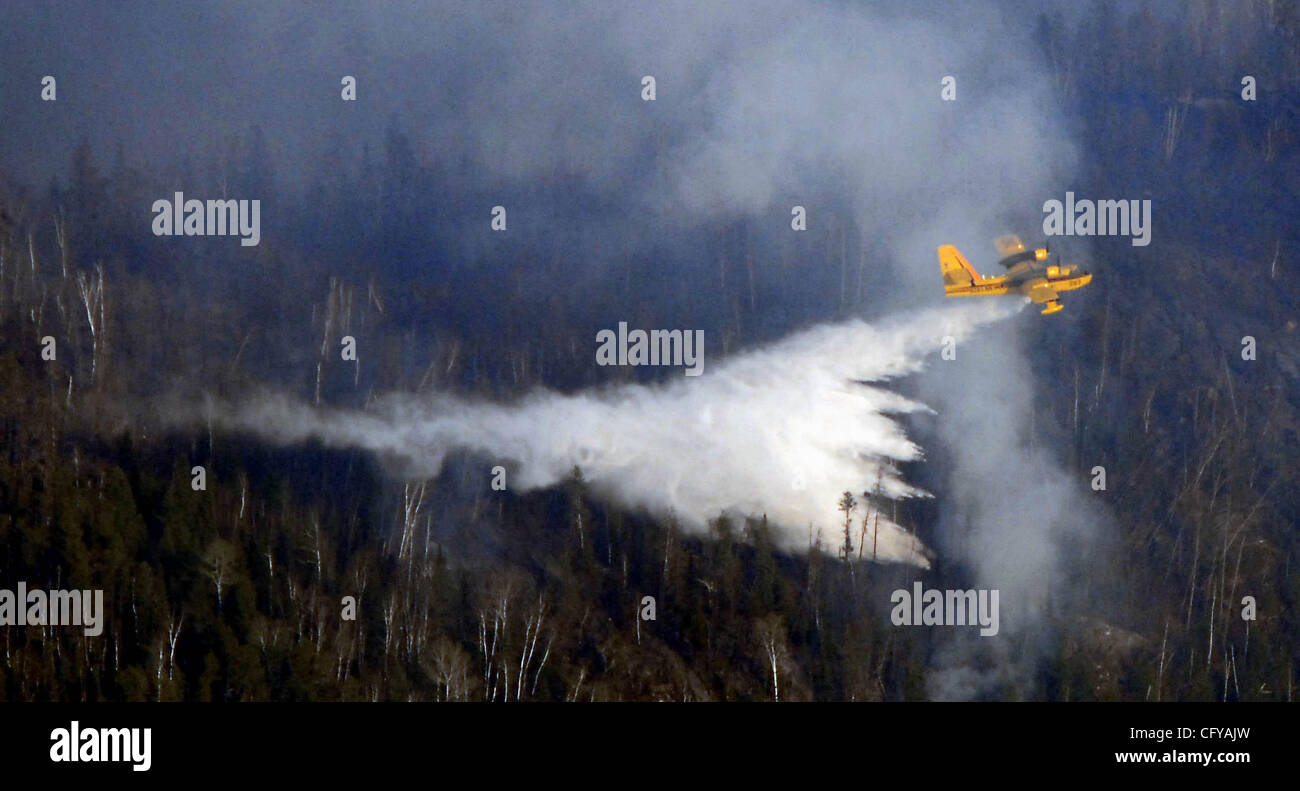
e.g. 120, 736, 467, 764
938, 235, 1093, 315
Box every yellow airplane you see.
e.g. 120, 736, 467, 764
938, 235, 1093, 315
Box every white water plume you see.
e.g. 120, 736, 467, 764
200, 300, 1022, 567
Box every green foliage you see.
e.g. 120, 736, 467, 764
0, 5, 1296, 701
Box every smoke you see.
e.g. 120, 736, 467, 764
189, 299, 1021, 567
916, 314, 1109, 699
1, 1, 1074, 274
7, 0, 1094, 696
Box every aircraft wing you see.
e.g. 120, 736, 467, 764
994, 235, 1026, 257
1026, 282, 1059, 303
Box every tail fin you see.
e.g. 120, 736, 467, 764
938, 245, 980, 288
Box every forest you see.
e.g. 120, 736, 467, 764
0, 1, 1298, 701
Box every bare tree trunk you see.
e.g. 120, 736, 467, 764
1157, 619, 1167, 701
166, 612, 184, 682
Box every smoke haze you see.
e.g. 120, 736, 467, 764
6, 0, 1098, 698
1, 0, 1075, 294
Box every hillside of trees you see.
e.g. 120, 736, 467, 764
1, 1, 1298, 701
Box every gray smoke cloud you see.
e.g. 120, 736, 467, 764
918, 314, 1109, 700
7, 0, 1092, 696
2, 0, 1074, 275
195, 300, 1023, 567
